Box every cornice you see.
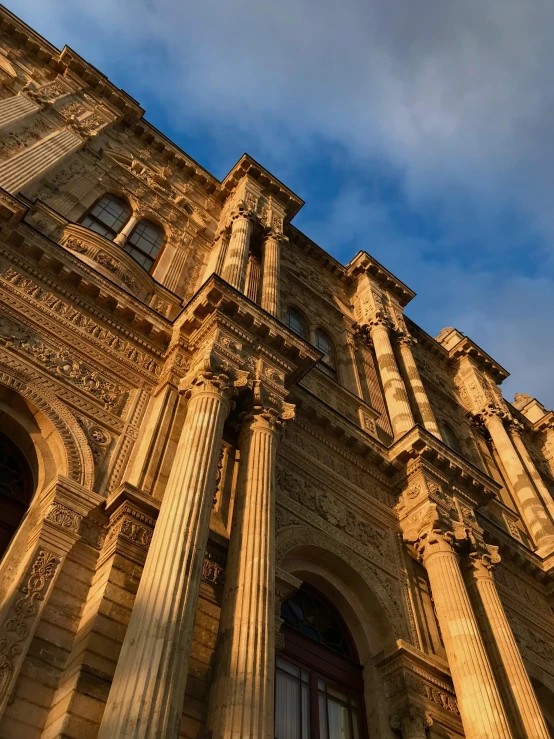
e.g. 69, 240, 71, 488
389, 425, 500, 506
442, 332, 509, 383
221, 154, 304, 219
346, 251, 416, 306
175, 274, 322, 386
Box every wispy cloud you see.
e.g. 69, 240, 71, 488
12, 0, 554, 405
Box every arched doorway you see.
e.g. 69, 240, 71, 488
0, 430, 34, 558
276, 585, 367, 739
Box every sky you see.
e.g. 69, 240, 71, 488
12, 0, 554, 407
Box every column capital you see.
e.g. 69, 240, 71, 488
477, 402, 510, 424
396, 330, 417, 348
264, 227, 288, 245
179, 350, 250, 401
390, 704, 433, 737
240, 378, 295, 434
368, 310, 393, 331
402, 502, 469, 564
466, 543, 501, 580
229, 207, 258, 226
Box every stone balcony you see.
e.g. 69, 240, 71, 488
59, 223, 182, 318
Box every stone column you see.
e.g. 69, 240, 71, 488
97, 367, 235, 739
482, 408, 554, 551
113, 214, 139, 246
0, 93, 41, 128
412, 525, 513, 739
368, 314, 414, 436
510, 422, 554, 529
397, 333, 441, 438
465, 546, 550, 739
210, 388, 294, 739
260, 230, 281, 316
390, 705, 433, 739
221, 212, 254, 292
0, 127, 83, 194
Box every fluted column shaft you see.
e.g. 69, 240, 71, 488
261, 231, 280, 316
369, 318, 414, 436
510, 425, 554, 530
0, 127, 82, 193
420, 533, 513, 739
0, 93, 41, 127
466, 552, 549, 739
211, 407, 279, 739
484, 412, 554, 548
397, 334, 440, 438
221, 213, 253, 292
97, 371, 233, 739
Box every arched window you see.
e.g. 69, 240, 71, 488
441, 422, 462, 454
286, 307, 308, 339
276, 586, 366, 739
0, 432, 34, 559
123, 219, 165, 271
315, 329, 337, 380
79, 194, 132, 240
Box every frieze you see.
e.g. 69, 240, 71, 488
507, 608, 554, 675
0, 116, 56, 159
0, 265, 161, 375
0, 315, 126, 412
276, 465, 394, 563
282, 422, 394, 508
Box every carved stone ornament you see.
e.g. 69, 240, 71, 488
0, 266, 160, 374
0, 549, 59, 699
45, 502, 82, 534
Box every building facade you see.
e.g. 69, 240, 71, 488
0, 8, 553, 739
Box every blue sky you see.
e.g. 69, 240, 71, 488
12, 0, 554, 406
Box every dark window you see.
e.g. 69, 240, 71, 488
315, 329, 337, 380
80, 194, 131, 240
0, 432, 34, 559
442, 423, 462, 454
276, 587, 366, 739
286, 307, 308, 339
124, 219, 164, 271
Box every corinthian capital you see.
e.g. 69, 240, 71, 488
241, 379, 296, 433
368, 310, 392, 330
390, 704, 433, 736
179, 350, 250, 400
396, 330, 417, 348
402, 502, 469, 563
466, 542, 501, 579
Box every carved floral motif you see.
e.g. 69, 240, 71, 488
45, 502, 82, 534
0, 267, 160, 374
0, 549, 59, 699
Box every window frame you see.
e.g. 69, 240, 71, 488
276, 586, 367, 739
315, 328, 337, 380
79, 193, 132, 241
123, 218, 166, 273
286, 306, 309, 340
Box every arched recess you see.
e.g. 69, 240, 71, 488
276, 524, 402, 738
0, 367, 94, 489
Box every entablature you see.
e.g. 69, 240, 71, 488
346, 251, 415, 307
437, 328, 509, 384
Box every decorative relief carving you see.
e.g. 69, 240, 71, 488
106, 508, 154, 548
76, 415, 112, 465
0, 116, 55, 159
0, 315, 126, 411
45, 502, 82, 534
282, 423, 394, 507
0, 549, 59, 699
202, 553, 225, 586
384, 670, 460, 715
507, 609, 554, 666
0, 266, 160, 374
276, 466, 391, 559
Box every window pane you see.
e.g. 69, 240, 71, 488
91, 195, 131, 232
286, 308, 307, 338
315, 330, 336, 369
81, 216, 113, 239
128, 220, 164, 257
327, 696, 351, 739
301, 681, 310, 739
275, 667, 301, 739
319, 692, 329, 739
